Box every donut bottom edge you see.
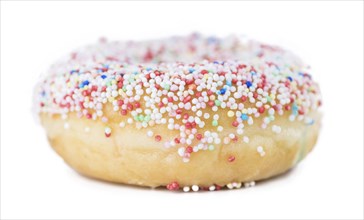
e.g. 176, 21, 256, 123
41, 113, 321, 189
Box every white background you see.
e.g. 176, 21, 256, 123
1, 1, 363, 219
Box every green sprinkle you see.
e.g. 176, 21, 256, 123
214, 100, 221, 106
164, 84, 170, 90
144, 115, 151, 122
212, 120, 218, 126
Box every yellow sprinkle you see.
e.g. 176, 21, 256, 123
210, 95, 216, 101
242, 109, 248, 114
270, 94, 275, 100
84, 97, 89, 102
227, 111, 234, 117
111, 80, 117, 85
245, 88, 250, 93
108, 97, 114, 102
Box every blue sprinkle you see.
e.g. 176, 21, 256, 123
298, 72, 304, 76
292, 103, 298, 116
213, 61, 219, 64
226, 81, 232, 87
101, 75, 107, 79
189, 68, 195, 73
41, 91, 46, 97
241, 114, 248, 121
80, 80, 90, 88
250, 71, 256, 75
246, 81, 252, 88
287, 76, 293, 82
70, 69, 78, 74
219, 88, 226, 95
146, 67, 152, 71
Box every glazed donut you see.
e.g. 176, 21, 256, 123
35, 34, 322, 191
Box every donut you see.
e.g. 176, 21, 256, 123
34, 34, 322, 191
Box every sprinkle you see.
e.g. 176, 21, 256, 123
183, 186, 191, 192
214, 100, 221, 106
246, 81, 252, 88
241, 114, 248, 121
104, 127, 111, 137
212, 120, 218, 126
192, 185, 199, 192
155, 135, 162, 142
257, 146, 265, 157
227, 111, 234, 117
147, 130, 154, 137
166, 181, 179, 191
243, 136, 249, 143
228, 155, 235, 162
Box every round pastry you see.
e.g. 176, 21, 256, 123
34, 34, 322, 191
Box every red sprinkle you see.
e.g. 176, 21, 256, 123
105, 133, 111, 138
183, 95, 192, 104
201, 69, 208, 75
134, 102, 141, 108
120, 109, 127, 115
155, 135, 162, 142
117, 99, 124, 106
196, 133, 203, 140
186, 146, 193, 153
258, 106, 265, 114
228, 155, 235, 162
86, 113, 92, 119
166, 181, 180, 191
241, 96, 247, 102
232, 121, 239, 127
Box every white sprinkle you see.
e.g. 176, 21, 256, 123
64, 122, 70, 129
257, 146, 264, 153
147, 130, 154, 137
243, 136, 249, 143
127, 118, 133, 124
104, 127, 111, 134
183, 186, 190, 192
192, 185, 199, 192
